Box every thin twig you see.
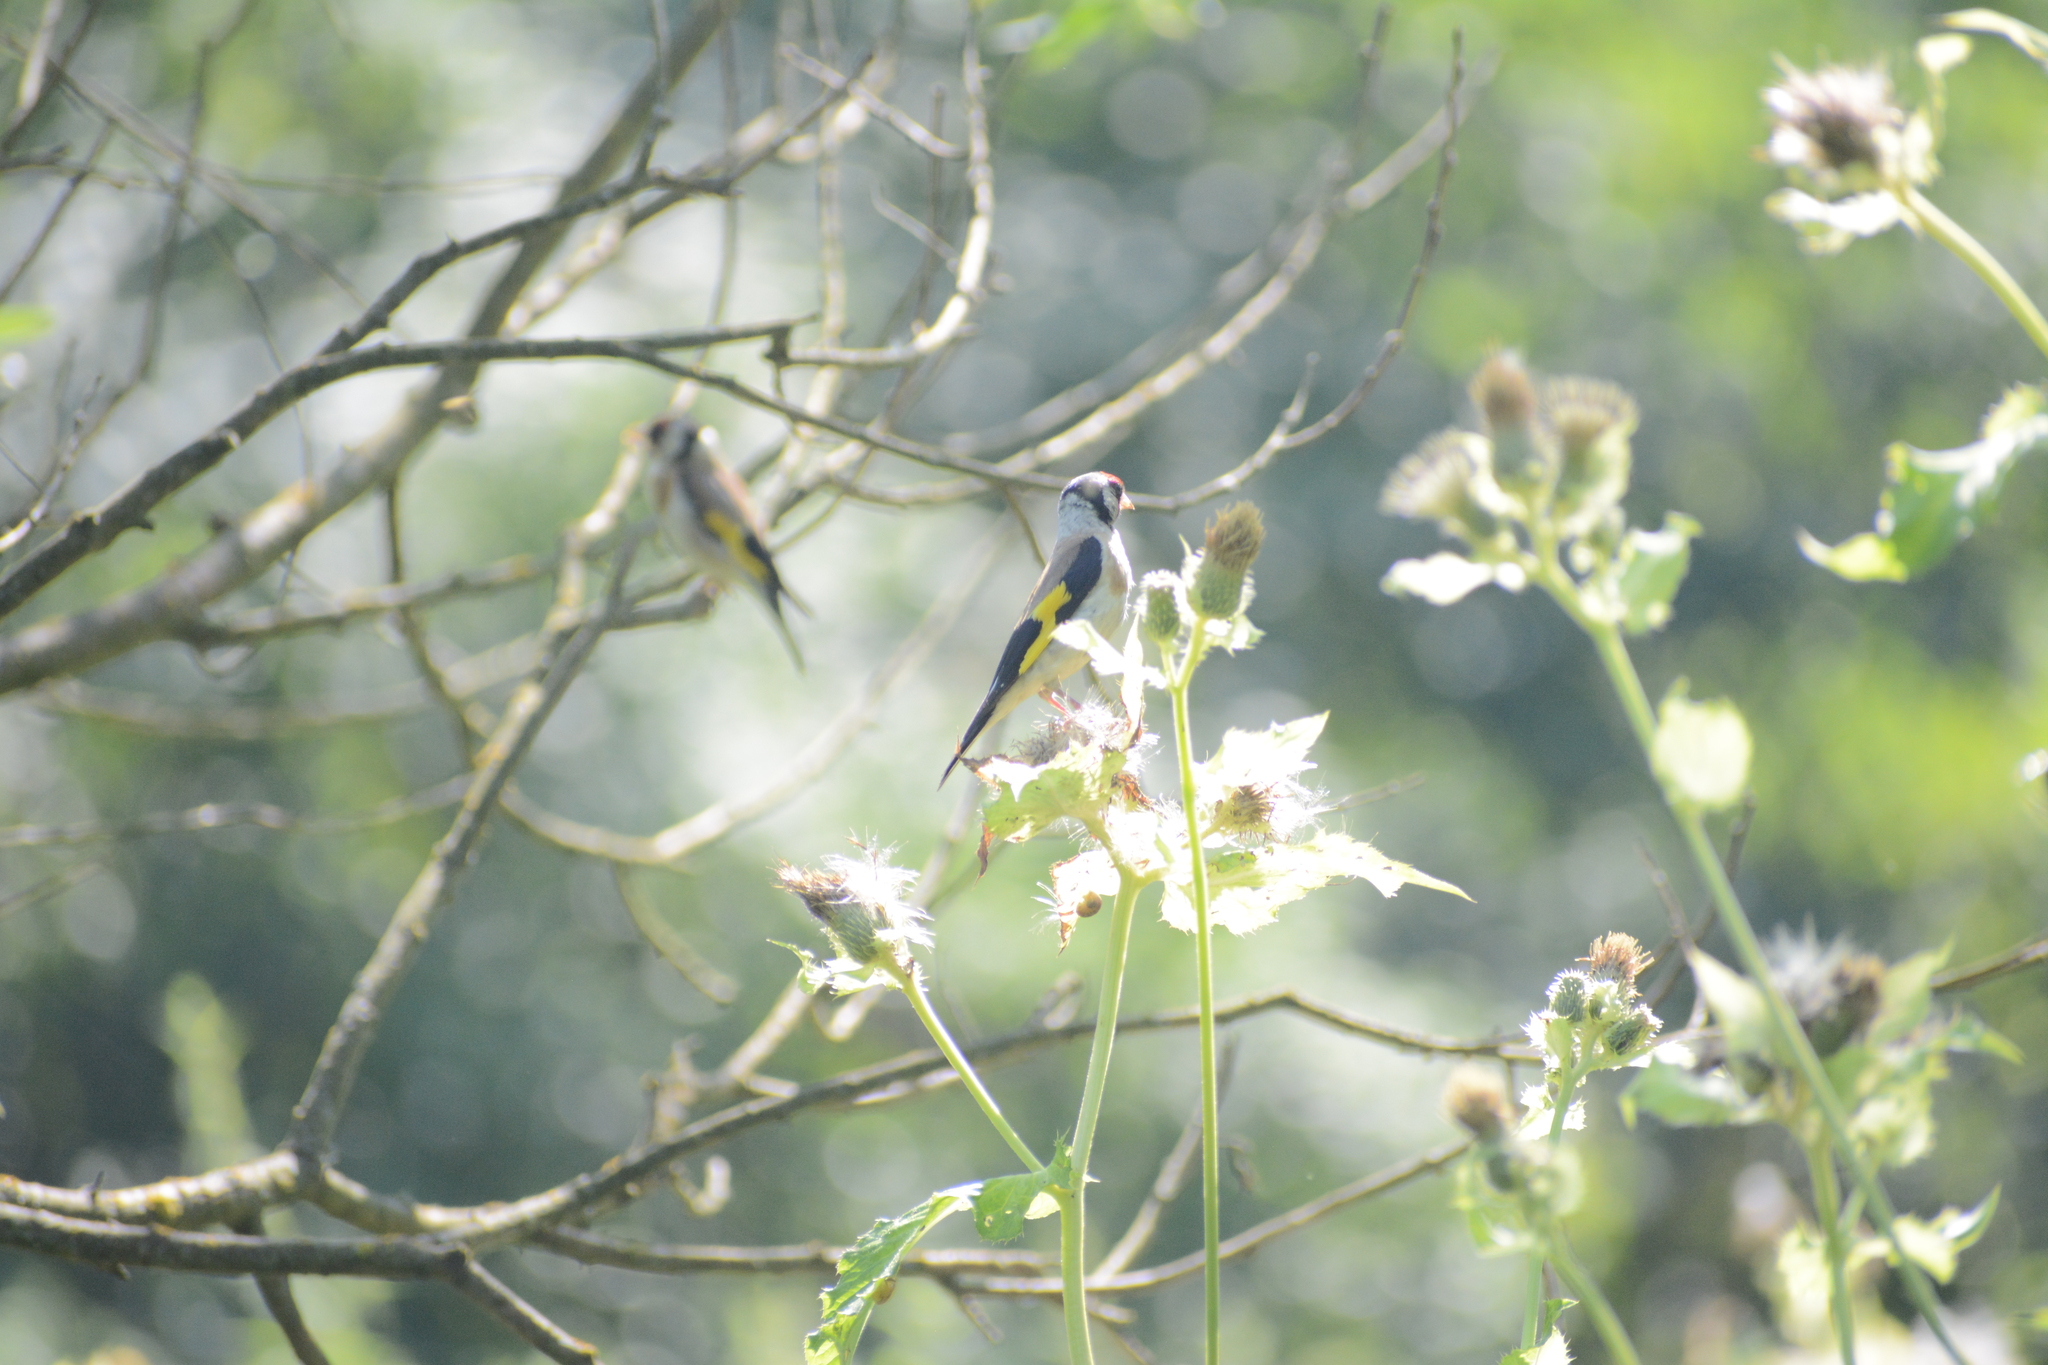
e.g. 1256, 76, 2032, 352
0, 776, 470, 849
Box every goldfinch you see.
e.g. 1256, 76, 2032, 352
643, 415, 807, 669
943, 471, 1136, 784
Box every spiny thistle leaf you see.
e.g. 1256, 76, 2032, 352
1159, 831, 1468, 936
1799, 383, 2048, 581
806, 1186, 977, 1365
972, 1146, 1075, 1243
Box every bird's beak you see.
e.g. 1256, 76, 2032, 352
1119, 491, 1136, 511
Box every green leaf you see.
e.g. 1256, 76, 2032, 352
1620, 1056, 1764, 1128
1538, 1298, 1577, 1341
1936, 1010, 2024, 1064
1381, 551, 1526, 605
807, 1186, 977, 1365
1687, 948, 1777, 1062
1194, 713, 1325, 801
1613, 512, 1700, 634
1159, 830, 1467, 936
1867, 944, 1949, 1047
972, 1146, 1074, 1243
774, 942, 892, 997
1800, 384, 2048, 580
979, 740, 1125, 844
0, 305, 53, 349
1650, 680, 1752, 810
1887, 1189, 1999, 1282
1943, 8, 2048, 74
1501, 1327, 1574, 1364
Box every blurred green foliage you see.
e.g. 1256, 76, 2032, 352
1, 0, 2046, 1362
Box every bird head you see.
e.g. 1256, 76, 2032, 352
1058, 471, 1135, 537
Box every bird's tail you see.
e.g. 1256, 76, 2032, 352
766, 599, 806, 673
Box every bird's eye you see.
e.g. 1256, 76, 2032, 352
647, 418, 669, 444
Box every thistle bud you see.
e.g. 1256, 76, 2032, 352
1140, 570, 1184, 643
1213, 784, 1278, 840
1189, 503, 1264, 619
1470, 351, 1552, 506
1604, 1010, 1650, 1057
1547, 970, 1589, 1022
1471, 350, 1536, 435
1380, 430, 1500, 545
1443, 1065, 1516, 1143
1804, 953, 1885, 1058
1544, 378, 1637, 534
778, 864, 884, 965
775, 845, 928, 969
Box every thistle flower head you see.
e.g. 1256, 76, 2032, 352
1763, 60, 1904, 185
1190, 503, 1265, 619
1767, 926, 1887, 1057
1380, 430, 1500, 544
1543, 377, 1637, 533
1581, 931, 1653, 990
775, 842, 928, 967
1444, 1064, 1516, 1142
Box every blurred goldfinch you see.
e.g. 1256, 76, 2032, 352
643, 415, 807, 670
943, 471, 1136, 784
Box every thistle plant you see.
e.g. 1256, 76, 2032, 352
1451, 934, 1661, 1364
1760, 22, 2048, 582
795, 500, 1466, 1365
1383, 354, 1991, 1363
1625, 931, 2012, 1363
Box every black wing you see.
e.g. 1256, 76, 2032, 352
942, 537, 1104, 784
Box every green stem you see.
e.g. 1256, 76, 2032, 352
1064, 870, 1144, 1365
1805, 1135, 1858, 1365
886, 959, 1042, 1172
1522, 1051, 1588, 1348
1904, 187, 2048, 366
1520, 1258, 1544, 1351
1546, 1225, 1643, 1365
1170, 633, 1223, 1365
1056, 1187, 1090, 1365
1566, 601, 1971, 1365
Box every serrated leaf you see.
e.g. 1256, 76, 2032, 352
0, 305, 53, 349
1765, 188, 1906, 254
1801, 384, 2048, 580
774, 941, 893, 996
1943, 8, 2048, 73
807, 1186, 977, 1365
1381, 552, 1502, 605
1868, 943, 1949, 1046
979, 741, 1125, 844
972, 1147, 1074, 1243
1651, 680, 1751, 809
1620, 1057, 1764, 1128
1938, 1010, 2024, 1064
1158, 830, 1467, 936
1614, 513, 1699, 634
1886, 1191, 1999, 1284
1194, 714, 1324, 801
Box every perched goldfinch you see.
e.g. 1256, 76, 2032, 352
943, 471, 1136, 784
643, 415, 808, 669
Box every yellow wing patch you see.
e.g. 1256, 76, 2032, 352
703, 510, 770, 581
1017, 583, 1072, 676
